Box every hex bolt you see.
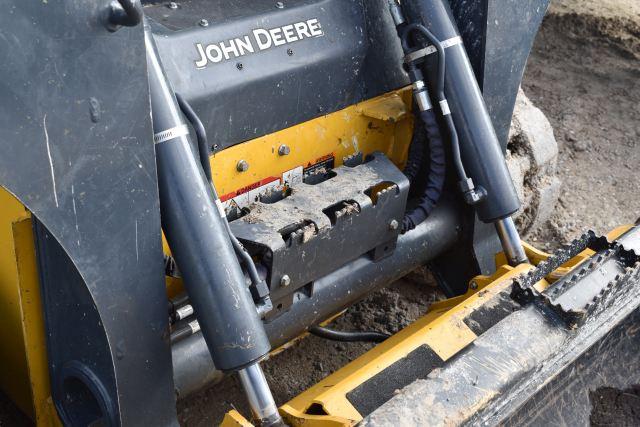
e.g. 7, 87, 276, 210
236, 160, 249, 172
168, 2, 178, 9
280, 275, 291, 287
278, 144, 290, 156
199, 19, 209, 27
388, 219, 399, 231
470, 281, 478, 290
275, 1, 284, 8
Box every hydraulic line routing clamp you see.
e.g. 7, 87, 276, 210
389, 0, 528, 265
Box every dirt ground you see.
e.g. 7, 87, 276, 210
177, 274, 444, 426
590, 386, 640, 427
0, 0, 638, 426
525, 0, 640, 249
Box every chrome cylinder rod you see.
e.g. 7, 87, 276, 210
238, 363, 283, 426
495, 217, 529, 266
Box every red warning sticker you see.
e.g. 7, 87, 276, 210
220, 154, 334, 214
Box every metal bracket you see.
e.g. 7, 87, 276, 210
403, 36, 463, 64
229, 152, 409, 316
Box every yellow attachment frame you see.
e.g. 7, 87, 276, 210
222, 226, 634, 426
0, 189, 60, 425
1, 75, 628, 425
0, 88, 414, 424
166, 87, 414, 297
209, 89, 413, 198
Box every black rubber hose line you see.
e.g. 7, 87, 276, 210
401, 24, 446, 99
402, 110, 446, 233
170, 322, 197, 344
175, 93, 264, 289
400, 23, 469, 185
308, 326, 391, 343
403, 117, 426, 184
175, 93, 213, 184
109, 0, 143, 28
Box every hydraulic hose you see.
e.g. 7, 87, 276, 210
308, 326, 390, 343
402, 109, 446, 233
107, 0, 143, 29
176, 93, 265, 290
175, 93, 212, 183
225, 222, 265, 292
403, 118, 426, 184
401, 24, 446, 99
394, 24, 450, 232
171, 319, 200, 343
401, 24, 468, 186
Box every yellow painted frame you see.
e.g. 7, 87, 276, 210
0, 88, 414, 425
2, 79, 629, 425
267, 228, 633, 426
208, 89, 413, 197
0, 188, 60, 425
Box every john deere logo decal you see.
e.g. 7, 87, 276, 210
194, 18, 324, 69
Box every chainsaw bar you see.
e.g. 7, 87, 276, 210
512, 226, 640, 327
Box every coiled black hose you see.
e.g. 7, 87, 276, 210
403, 118, 426, 184
176, 93, 264, 289
395, 23, 450, 233
402, 109, 446, 233
400, 23, 470, 189
308, 326, 390, 343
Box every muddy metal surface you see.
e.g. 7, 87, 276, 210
0, 1, 638, 426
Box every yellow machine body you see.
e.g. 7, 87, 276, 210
0, 78, 631, 425
0, 88, 413, 424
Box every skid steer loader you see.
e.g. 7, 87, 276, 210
0, 0, 638, 425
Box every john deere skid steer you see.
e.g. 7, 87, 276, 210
0, 0, 638, 425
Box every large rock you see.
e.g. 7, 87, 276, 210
506, 89, 561, 235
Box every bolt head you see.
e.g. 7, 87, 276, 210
287, 48, 294, 56
278, 144, 290, 156
275, 1, 284, 8
236, 62, 243, 70
168, 2, 179, 9
389, 219, 399, 231
280, 275, 291, 287
199, 19, 209, 27
236, 160, 249, 172
470, 281, 478, 290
